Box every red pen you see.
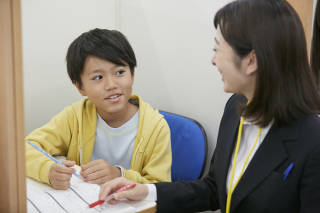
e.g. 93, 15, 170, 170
88, 183, 136, 208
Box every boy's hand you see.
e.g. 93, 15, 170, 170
49, 160, 76, 190
99, 177, 148, 204
80, 159, 121, 184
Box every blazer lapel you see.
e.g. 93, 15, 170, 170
229, 123, 298, 212
215, 109, 241, 208
214, 95, 248, 210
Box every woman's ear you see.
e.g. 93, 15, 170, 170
75, 82, 87, 96
246, 50, 258, 76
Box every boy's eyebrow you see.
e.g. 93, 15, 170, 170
114, 63, 128, 68
87, 64, 127, 75
88, 69, 103, 75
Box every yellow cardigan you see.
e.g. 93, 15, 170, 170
26, 95, 172, 185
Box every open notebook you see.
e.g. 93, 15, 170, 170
26, 166, 156, 213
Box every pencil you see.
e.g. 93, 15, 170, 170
27, 141, 81, 178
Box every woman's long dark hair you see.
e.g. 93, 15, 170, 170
311, 0, 320, 86
214, 0, 320, 127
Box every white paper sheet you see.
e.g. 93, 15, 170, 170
26, 165, 155, 213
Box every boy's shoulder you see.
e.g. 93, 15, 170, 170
131, 95, 157, 114
132, 94, 165, 122
70, 98, 94, 109
64, 98, 95, 117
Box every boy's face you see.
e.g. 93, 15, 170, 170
76, 56, 134, 117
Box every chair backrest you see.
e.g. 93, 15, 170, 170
160, 111, 208, 181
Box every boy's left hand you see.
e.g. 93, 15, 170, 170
80, 159, 121, 184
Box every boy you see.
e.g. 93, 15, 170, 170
26, 28, 172, 189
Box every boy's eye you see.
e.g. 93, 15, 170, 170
116, 70, 125, 75
92, 75, 103, 80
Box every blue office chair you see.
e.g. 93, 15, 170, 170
160, 111, 208, 181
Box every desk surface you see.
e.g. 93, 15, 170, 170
139, 206, 156, 213
26, 177, 156, 213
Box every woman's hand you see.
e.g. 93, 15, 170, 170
99, 177, 149, 204
80, 159, 121, 184
49, 160, 76, 190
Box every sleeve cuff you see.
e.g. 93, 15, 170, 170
145, 184, 157, 201
40, 160, 55, 185
114, 165, 124, 177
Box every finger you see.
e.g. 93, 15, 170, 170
80, 174, 86, 181
87, 175, 111, 185
62, 160, 76, 167
99, 179, 122, 200
108, 198, 118, 205
81, 159, 100, 170
85, 169, 107, 181
113, 190, 135, 201
99, 177, 131, 200
113, 184, 148, 201
84, 159, 110, 170
85, 168, 113, 184
81, 163, 104, 177
52, 172, 73, 182
50, 174, 70, 188
53, 164, 75, 174
52, 181, 70, 190
54, 182, 70, 190
99, 183, 113, 200
88, 166, 121, 183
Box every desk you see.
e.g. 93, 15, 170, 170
139, 206, 156, 213
26, 176, 156, 213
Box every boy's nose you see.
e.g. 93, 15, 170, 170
104, 77, 117, 90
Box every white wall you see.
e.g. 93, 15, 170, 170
314, 0, 318, 25
119, 0, 232, 172
22, 0, 231, 184
22, 0, 117, 134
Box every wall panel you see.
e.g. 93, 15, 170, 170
0, 0, 26, 211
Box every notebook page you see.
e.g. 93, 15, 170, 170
27, 165, 155, 213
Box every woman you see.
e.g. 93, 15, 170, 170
99, 0, 320, 212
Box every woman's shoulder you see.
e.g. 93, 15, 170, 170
296, 114, 320, 147
300, 114, 320, 128
223, 94, 246, 114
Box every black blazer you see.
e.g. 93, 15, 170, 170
155, 95, 320, 213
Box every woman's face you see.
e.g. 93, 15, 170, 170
212, 27, 257, 100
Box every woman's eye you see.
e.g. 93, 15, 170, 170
213, 48, 217, 52
116, 70, 125, 75
92, 75, 103, 80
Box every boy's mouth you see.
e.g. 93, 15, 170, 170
105, 94, 122, 100
108, 94, 120, 99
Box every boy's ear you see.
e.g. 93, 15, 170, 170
75, 82, 87, 96
245, 50, 258, 76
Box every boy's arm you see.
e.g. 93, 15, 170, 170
25, 107, 75, 185
123, 119, 172, 183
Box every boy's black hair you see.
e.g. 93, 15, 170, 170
66, 28, 137, 87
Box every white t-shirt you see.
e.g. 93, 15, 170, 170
91, 110, 139, 170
